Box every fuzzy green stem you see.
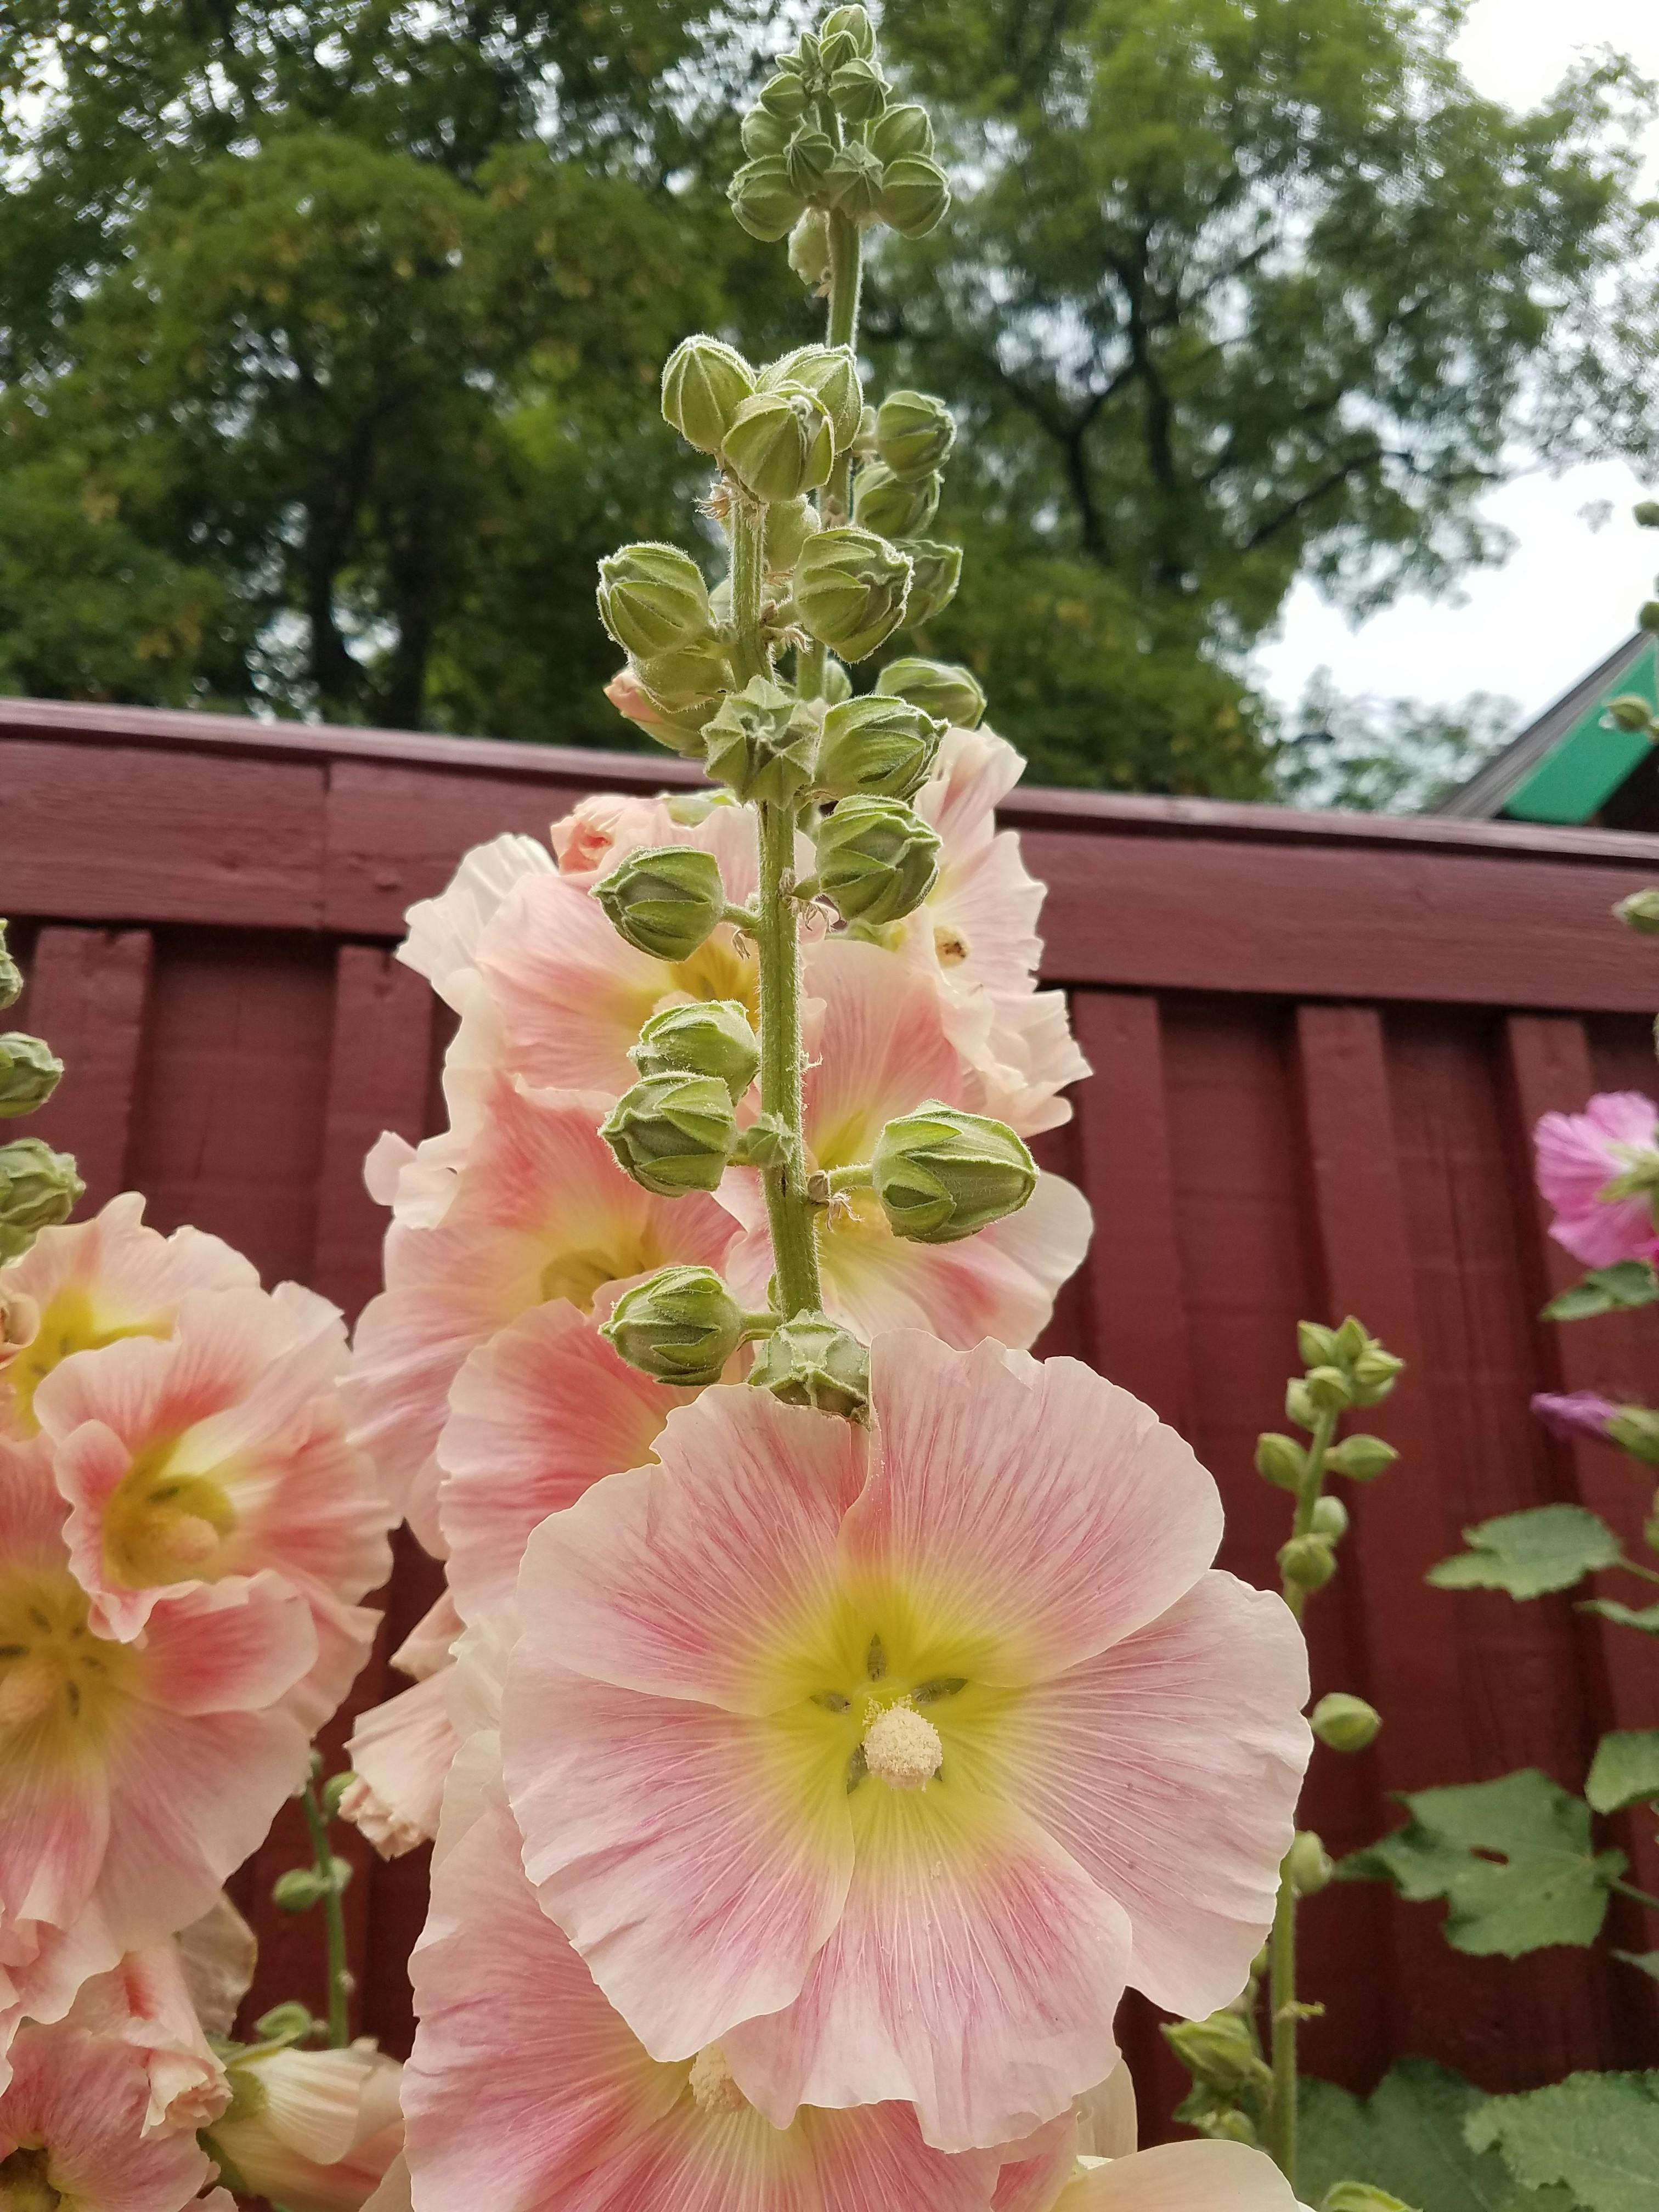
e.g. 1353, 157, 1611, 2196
1615, 1555, 1659, 1587
300, 1778, 351, 2049
729, 501, 770, 686
824, 211, 863, 523
757, 796, 823, 1317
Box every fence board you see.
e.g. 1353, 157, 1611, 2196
18, 925, 152, 1207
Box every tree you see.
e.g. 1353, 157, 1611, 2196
1268, 671, 1517, 813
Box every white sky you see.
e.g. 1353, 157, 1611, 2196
1254, 0, 1659, 730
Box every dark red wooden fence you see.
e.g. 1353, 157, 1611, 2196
6, 693, 1659, 2128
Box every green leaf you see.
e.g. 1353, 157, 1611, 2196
1586, 1730, 1659, 1815
1579, 1599, 1659, 1634
1543, 1260, 1659, 1321
1427, 1506, 1622, 1599
1614, 1950, 1659, 1983
1299, 2058, 1577, 2211
1342, 1769, 1625, 1955
1468, 2074, 1659, 2212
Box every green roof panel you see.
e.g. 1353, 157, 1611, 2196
1505, 641, 1659, 824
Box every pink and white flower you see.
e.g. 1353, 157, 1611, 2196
204, 2042, 404, 2212
341, 1605, 517, 1860
503, 1333, 1310, 2152
1534, 1091, 1659, 1267
0, 2023, 217, 2211
61, 1941, 229, 2136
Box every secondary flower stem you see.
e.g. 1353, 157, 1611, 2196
1613, 1878, 1659, 1912
300, 1776, 351, 2050
825, 210, 862, 524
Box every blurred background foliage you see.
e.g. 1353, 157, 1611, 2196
1, 0, 1656, 798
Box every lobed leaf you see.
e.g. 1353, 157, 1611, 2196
1299, 2058, 1577, 2211
1543, 1261, 1659, 1321
1468, 2073, 1659, 2212
1585, 1729, 1659, 1815
1579, 1598, 1659, 1634
1429, 1505, 1622, 1600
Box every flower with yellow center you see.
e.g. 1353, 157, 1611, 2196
0, 2022, 217, 2212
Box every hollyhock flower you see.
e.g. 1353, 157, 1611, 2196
341, 1605, 517, 1860
346, 1075, 735, 1549
0, 1194, 255, 1441
0, 1447, 317, 1994
1532, 1390, 1659, 1464
0, 2023, 217, 2210
1534, 1091, 1659, 1267
503, 1334, 1311, 2152
550, 791, 684, 883
204, 2043, 403, 2212
1037, 2142, 1304, 2212
61, 1942, 228, 2136
722, 941, 1090, 1351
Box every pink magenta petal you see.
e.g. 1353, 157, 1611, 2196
64, 1942, 229, 2135
1534, 1091, 1659, 1267
960, 1572, 1311, 2022
1054, 2141, 1302, 2210
723, 1768, 1131, 2154
550, 794, 680, 883
437, 1301, 692, 1623
0, 2022, 215, 2211
847, 1335, 1223, 1685
504, 1660, 854, 2059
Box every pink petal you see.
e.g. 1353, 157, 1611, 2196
399, 834, 556, 1009
550, 794, 680, 883
64, 1942, 229, 2135
138, 1572, 318, 1715
1534, 1091, 1659, 1267
1056, 2141, 1301, 2210
990, 2114, 1079, 2212
0, 2022, 215, 2211
800, 939, 967, 1170
343, 1671, 458, 1857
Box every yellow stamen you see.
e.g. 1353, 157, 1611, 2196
688, 2044, 749, 2118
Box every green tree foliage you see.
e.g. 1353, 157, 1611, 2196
1268, 673, 1517, 813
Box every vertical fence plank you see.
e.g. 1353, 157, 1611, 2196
18, 926, 152, 1207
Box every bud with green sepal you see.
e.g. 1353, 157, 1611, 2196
631, 636, 732, 710
878, 154, 951, 238
1348, 1340, 1403, 1403
1162, 2011, 1273, 2099
828, 56, 887, 125
853, 461, 941, 541
596, 543, 713, 660
1323, 1433, 1397, 1481
728, 1112, 791, 1169
785, 125, 836, 199
1279, 1533, 1336, 1592
748, 1310, 870, 1419
0, 1139, 82, 1258
1255, 1432, 1308, 1492
1310, 1494, 1349, 1542
875, 656, 985, 727
822, 143, 887, 225
814, 693, 945, 801
252, 2001, 318, 2047
723, 385, 837, 504
794, 527, 911, 659
661, 336, 755, 455
1297, 1321, 1341, 1367
761, 346, 864, 452
1302, 1364, 1354, 1413
320, 1772, 356, 1820
819, 5, 875, 64
704, 678, 820, 806
876, 390, 956, 479
1607, 694, 1657, 736
1286, 1830, 1334, 1895
601, 1075, 736, 1198
595, 846, 729, 963
272, 1861, 349, 1912
757, 67, 808, 121
603, 1265, 764, 1387
870, 1103, 1036, 1244
741, 106, 788, 158
765, 496, 821, 575
0, 1036, 62, 1118
1284, 1376, 1319, 1431
809, 795, 940, 924
1311, 1691, 1381, 1753
1616, 889, 1659, 934
0, 927, 20, 1012
631, 1001, 759, 1103
868, 102, 934, 163
605, 667, 720, 758
729, 156, 806, 241
898, 540, 962, 626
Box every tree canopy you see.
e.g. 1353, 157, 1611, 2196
1, 0, 1655, 791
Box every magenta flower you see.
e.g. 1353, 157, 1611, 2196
1532, 1390, 1622, 1443
1534, 1091, 1659, 1267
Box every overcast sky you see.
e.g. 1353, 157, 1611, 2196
1255, 0, 1659, 732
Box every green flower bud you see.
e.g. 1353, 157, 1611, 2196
853, 461, 941, 540
1254, 1432, 1307, 1492
785, 126, 837, 197
0, 1035, 62, 1118
794, 527, 912, 660
729, 156, 807, 242
630, 1000, 759, 1102
1616, 889, 1659, 934
320, 1771, 356, 1820
596, 543, 712, 660
875, 657, 986, 727
748, 1310, 870, 1419
1279, 1533, 1337, 1592
1286, 1829, 1334, 1895
757, 70, 808, 121
819, 5, 876, 63
828, 56, 888, 123
1284, 1377, 1318, 1431
872, 1102, 1036, 1244
603, 1264, 751, 1386
703, 676, 820, 805
604, 666, 719, 758
813, 794, 941, 924
728, 1110, 790, 1168
868, 103, 934, 163
1331, 1316, 1368, 1362
821, 654, 853, 704
1641, 601, 1659, 636
595, 845, 727, 962
0, 926, 20, 1011
722, 385, 836, 503
601, 1074, 735, 1198
765, 495, 821, 576
0, 1139, 82, 1259
876, 390, 956, 480
822, 143, 887, 224
272, 1863, 348, 1912
1636, 500, 1659, 529
1161, 2011, 1271, 2097
815, 693, 945, 800
1311, 1691, 1383, 1753
1323, 1433, 1398, 1482
663, 788, 739, 827
1610, 1408, 1659, 1465
1322, 2186, 1419, 2212
788, 208, 833, 289
879, 154, 951, 238
1304, 1363, 1355, 1413
1607, 693, 1657, 735
741, 106, 789, 157
851, 402, 879, 457
661, 336, 755, 455
633, 636, 733, 709
1349, 1343, 1404, 1404
1297, 1321, 1341, 1368
1310, 1493, 1350, 1542
764, 346, 864, 450
899, 539, 962, 625
253, 2000, 318, 2045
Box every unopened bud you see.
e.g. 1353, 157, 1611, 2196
813, 795, 940, 924
604, 667, 719, 758
748, 1310, 870, 1419
1297, 1321, 1341, 1368
1323, 1433, 1397, 1482
868, 103, 934, 163
662, 336, 756, 455
1161, 2011, 1271, 2097
1322, 2187, 1418, 2212
872, 1102, 1036, 1244
1349, 1344, 1404, 1404
822, 143, 887, 224
1616, 889, 1659, 934
631, 1000, 759, 1102
1607, 1407, 1659, 1464
878, 153, 951, 237
853, 461, 940, 541
253, 2000, 318, 2045
1286, 1829, 1334, 1895
876, 390, 956, 480
0, 1035, 62, 1118
723, 385, 836, 503
728, 1111, 790, 1168
601, 1074, 735, 1198
757, 70, 808, 122
788, 208, 833, 289
0, 926, 19, 1011
765, 495, 821, 575
1280, 1533, 1337, 1592
815, 694, 945, 800
785, 125, 836, 198
828, 57, 888, 123
821, 654, 853, 705
1255, 1432, 1307, 1492
794, 527, 912, 659
596, 543, 712, 660
763, 345, 864, 452
0, 1139, 82, 1258
1284, 1378, 1317, 1431
1607, 693, 1657, 735
729, 155, 807, 242
899, 539, 962, 625
603, 1265, 750, 1386
820, 5, 876, 61
633, 637, 733, 709
741, 105, 789, 158
595, 845, 727, 963
875, 657, 986, 727
1311, 1692, 1382, 1753
1304, 1364, 1355, 1412
320, 1772, 355, 1820
1310, 1494, 1349, 1542
703, 677, 820, 806
272, 1867, 330, 1913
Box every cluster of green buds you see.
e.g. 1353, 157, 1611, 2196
0, 921, 80, 1262
1163, 1957, 1273, 2147
1259, 1317, 1402, 1598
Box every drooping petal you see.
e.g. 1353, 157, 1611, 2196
343, 1670, 458, 1858
1051, 2141, 1302, 2211
0, 2022, 215, 2212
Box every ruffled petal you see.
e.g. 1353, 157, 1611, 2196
343, 1671, 458, 1858
0, 2022, 215, 2211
